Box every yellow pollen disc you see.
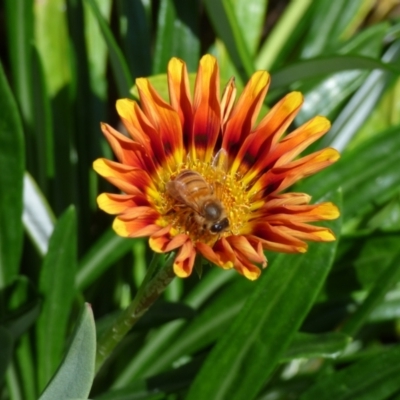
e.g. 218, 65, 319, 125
155, 158, 251, 246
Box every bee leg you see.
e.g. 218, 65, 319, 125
164, 203, 186, 215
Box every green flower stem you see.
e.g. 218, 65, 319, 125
95, 252, 176, 373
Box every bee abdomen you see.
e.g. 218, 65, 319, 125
175, 170, 210, 196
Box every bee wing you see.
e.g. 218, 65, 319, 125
166, 179, 202, 213
212, 148, 229, 173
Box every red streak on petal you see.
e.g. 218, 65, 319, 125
227, 235, 266, 266
168, 57, 193, 150
101, 123, 158, 176
93, 158, 156, 196
235, 92, 303, 180
246, 223, 308, 253
150, 231, 188, 253
249, 147, 340, 198
262, 202, 340, 222
192, 55, 221, 162
136, 78, 184, 166
223, 71, 270, 161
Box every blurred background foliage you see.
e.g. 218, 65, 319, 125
1, 0, 400, 399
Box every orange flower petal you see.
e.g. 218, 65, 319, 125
263, 202, 340, 222
196, 241, 234, 270
191, 55, 221, 162
246, 116, 331, 180
116, 99, 151, 148
233, 255, 261, 281
149, 230, 189, 253
173, 240, 196, 278
101, 123, 158, 175
236, 92, 303, 181
256, 91, 304, 146
227, 235, 267, 267
263, 193, 312, 208
245, 223, 308, 254
117, 99, 169, 169
249, 147, 340, 198
97, 193, 149, 214
168, 57, 193, 148
273, 116, 331, 167
136, 78, 184, 166
223, 70, 270, 161
93, 158, 156, 197
118, 206, 159, 221
277, 223, 336, 242
220, 77, 237, 127
113, 217, 160, 238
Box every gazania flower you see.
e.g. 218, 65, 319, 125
94, 55, 340, 280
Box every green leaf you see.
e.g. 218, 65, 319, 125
137, 278, 251, 377
353, 235, 400, 290
3, 276, 38, 400
83, 0, 112, 102
300, 0, 369, 58
76, 230, 135, 290
30, 46, 55, 191
232, 0, 267, 57
23, 173, 55, 257
281, 332, 351, 361
34, 0, 77, 214
85, 0, 132, 97
295, 22, 389, 125
153, 0, 200, 74
341, 250, 400, 337
204, 0, 254, 81
67, 0, 101, 246
117, 0, 152, 78
256, 0, 313, 70
4, 0, 35, 167
135, 301, 195, 330
320, 41, 400, 151
36, 206, 77, 391
34, 0, 71, 96
0, 327, 13, 383
2, 276, 41, 339
369, 297, 400, 322
112, 269, 236, 387
300, 345, 400, 400
140, 290, 349, 377
270, 55, 399, 91
186, 191, 342, 400
0, 61, 25, 288
100, 356, 205, 399
39, 304, 96, 400
5, 0, 54, 194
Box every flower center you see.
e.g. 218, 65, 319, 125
155, 157, 251, 246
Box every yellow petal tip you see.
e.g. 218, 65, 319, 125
112, 218, 129, 237
173, 264, 190, 278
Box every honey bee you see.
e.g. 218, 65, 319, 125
166, 149, 230, 234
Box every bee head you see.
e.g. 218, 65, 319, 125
210, 217, 230, 233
